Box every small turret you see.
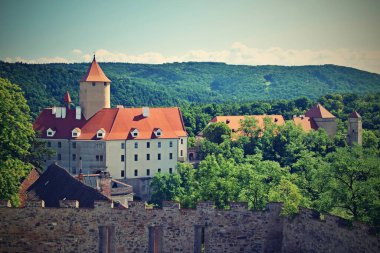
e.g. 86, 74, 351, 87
63, 91, 72, 109
347, 111, 362, 146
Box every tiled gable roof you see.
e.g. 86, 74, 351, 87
349, 111, 361, 118
305, 103, 335, 118
19, 168, 41, 207
33, 107, 187, 140
210, 115, 285, 132
27, 163, 110, 208
292, 116, 319, 132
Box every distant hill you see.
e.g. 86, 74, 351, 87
1, 61, 380, 117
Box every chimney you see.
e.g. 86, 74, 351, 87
75, 106, 82, 120
98, 171, 111, 198
142, 107, 149, 117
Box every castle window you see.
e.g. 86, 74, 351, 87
58, 154, 62, 160
72, 154, 76, 161
134, 142, 138, 149
121, 170, 125, 178
46, 128, 56, 137
104, 82, 107, 86
147, 154, 150, 160
58, 142, 62, 148
147, 142, 150, 148
72, 167, 76, 174
121, 155, 125, 162
169, 141, 173, 147
72, 142, 76, 149
158, 168, 161, 173
181, 139, 184, 144
96, 155, 99, 161
134, 170, 138, 176
92, 82, 96, 86
97, 129, 106, 139
72, 128, 81, 138
169, 153, 173, 160
134, 154, 138, 161
121, 143, 125, 149
131, 128, 139, 138
47, 141, 51, 147
180, 150, 183, 157
158, 153, 161, 160
169, 168, 173, 174
147, 169, 150, 176
158, 142, 161, 148
153, 128, 162, 137
100, 155, 103, 162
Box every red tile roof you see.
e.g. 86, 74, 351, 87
292, 116, 319, 132
210, 115, 285, 132
81, 57, 111, 83
19, 168, 41, 207
64, 91, 72, 103
33, 107, 187, 140
349, 111, 361, 118
305, 103, 335, 118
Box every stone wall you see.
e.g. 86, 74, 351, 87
0, 201, 378, 253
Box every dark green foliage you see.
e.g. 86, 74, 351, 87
202, 122, 231, 144
0, 78, 34, 204
1, 61, 380, 118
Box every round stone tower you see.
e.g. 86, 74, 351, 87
347, 111, 362, 146
79, 55, 111, 120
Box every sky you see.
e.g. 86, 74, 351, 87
1, 0, 380, 73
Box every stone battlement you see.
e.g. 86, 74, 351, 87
0, 200, 378, 253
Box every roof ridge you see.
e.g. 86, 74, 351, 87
108, 108, 121, 134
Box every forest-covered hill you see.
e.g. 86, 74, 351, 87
1, 61, 380, 117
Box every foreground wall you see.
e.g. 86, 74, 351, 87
0, 201, 378, 253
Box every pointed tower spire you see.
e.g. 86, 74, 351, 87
64, 91, 72, 109
80, 56, 111, 82
79, 57, 111, 119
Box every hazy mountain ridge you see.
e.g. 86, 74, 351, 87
1, 61, 380, 117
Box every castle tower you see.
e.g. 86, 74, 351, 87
79, 55, 111, 119
347, 111, 362, 146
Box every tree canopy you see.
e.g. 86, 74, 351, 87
0, 78, 34, 204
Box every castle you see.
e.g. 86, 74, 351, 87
33, 56, 188, 199
205, 103, 362, 142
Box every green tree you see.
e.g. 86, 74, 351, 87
150, 172, 184, 207
0, 78, 35, 204
322, 146, 380, 224
268, 178, 306, 216
202, 122, 231, 144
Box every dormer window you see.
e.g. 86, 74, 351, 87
153, 128, 162, 137
46, 128, 56, 137
131, 128, 139, 138
97, 128, 106, 139
72, 128, 81, 138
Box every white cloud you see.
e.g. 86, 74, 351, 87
72, 49, 82, 55
4, 56, 71, 64
3, 43, 380, 73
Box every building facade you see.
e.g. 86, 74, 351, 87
33, 57, 188, 198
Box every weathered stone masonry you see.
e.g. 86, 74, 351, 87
0, 200, 378, 253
